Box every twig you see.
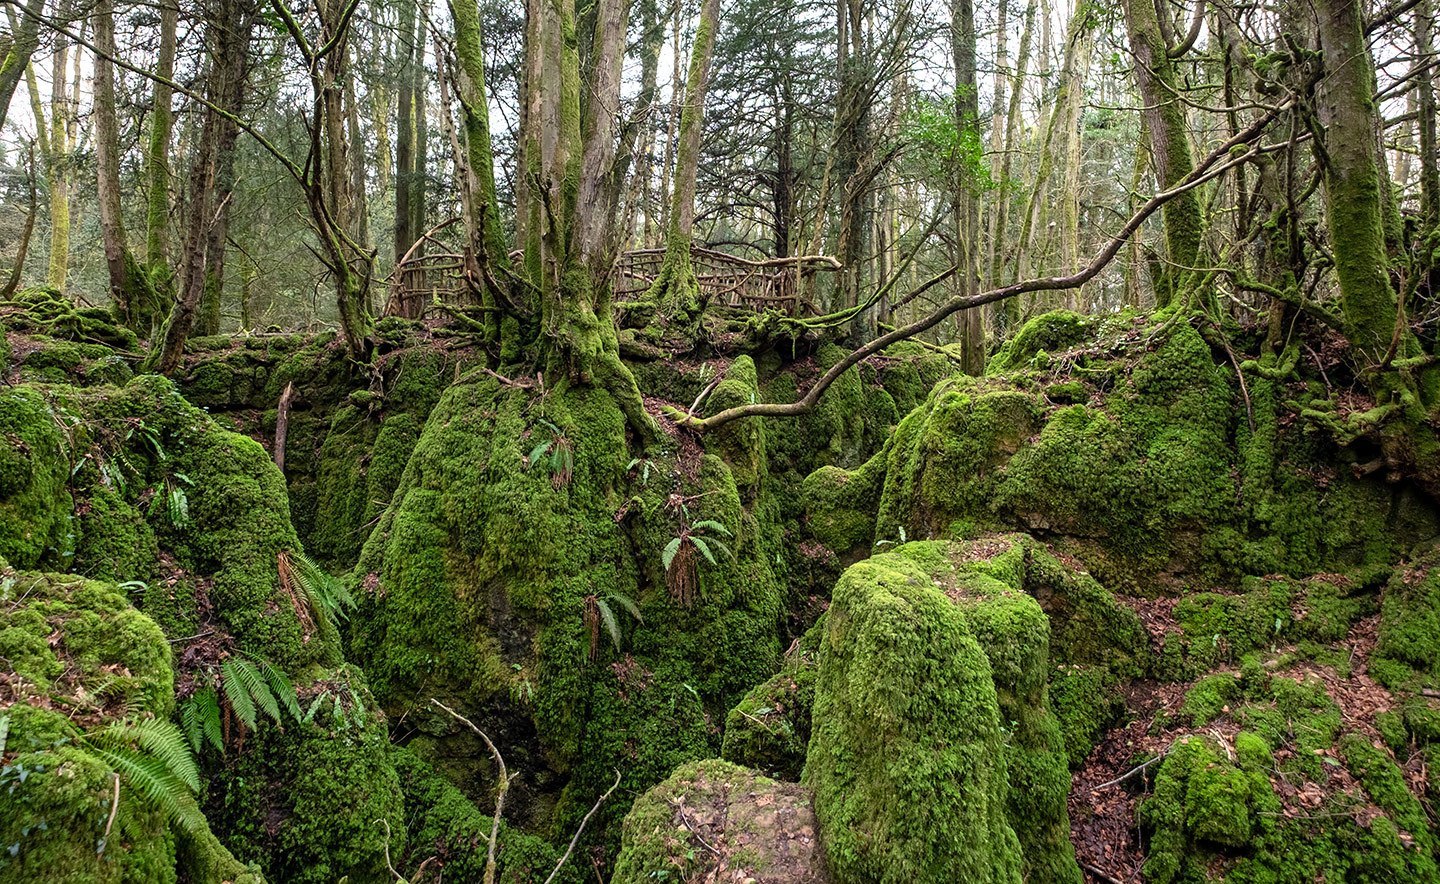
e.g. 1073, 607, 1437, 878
544, 768, 622, 884
676, 802, 722, 856
375, 818, 407, 883
686, 377, 722, 420
1081, 861, 1126, 884
431, 699, 511, 884
1093, 754, 1165, 789
101, 772, 121, 851
478, 366, 535, 389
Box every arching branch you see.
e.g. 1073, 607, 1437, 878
672, 103, 1291, 433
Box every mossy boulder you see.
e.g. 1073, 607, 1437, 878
0, 571, 257, 884
0, 386, 72, 569
802, 545, 1022, 883
805, 314, 1438, 591
216, 667, 406, 884
613, 758, 829, 884
390, 747, 579, 884
721, 616, 823, 781
348, 373, 784, 857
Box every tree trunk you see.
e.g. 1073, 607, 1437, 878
392, 0, 418, 314
643, 0, 722, 316
150, 0, 256, 374
94, 0, 150, 323
1313, 0, 1398, 355
0, 0, 46, 133
1122, 0, 1203, 306
142, 0, 178, 328
952, 0, 983, 373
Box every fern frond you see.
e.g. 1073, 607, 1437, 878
88, 718, 200, 793
283, 549, 354, 630
662, 536, 683, 571
607, 592, 643, 624
528, 440, 552, 467
235, 659, 282, 723
690, 536, 717, 566
692, 520, 731, 537
220, 660, 258, 731
706, 538, 735, 562
260, 660, 301, 721
595, 598, 622, 652
89, 746, 207, 836
181, 690, 224, 754
303, 691, 330, 724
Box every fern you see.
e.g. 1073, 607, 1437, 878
260, 660, 302, 721
662, 536, 683, 571
280, 549, 355, 632
595, 598, 622, 652
88, 719, 200, 792
84, 718, 207, 837
88, 746, 207, 836
220, 661, 258, 732
180, 689, 224, 754
691, 520, 732, 538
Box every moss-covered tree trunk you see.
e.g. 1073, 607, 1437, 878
1313, 0, 1398, 356
0, 0, 45, 133
641, 0, 721, 320
1121, 0, 1203, 307
94, 0, 158, 330
141, 0, 178, 330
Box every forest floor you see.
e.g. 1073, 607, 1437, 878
1068, 592, 1418, 883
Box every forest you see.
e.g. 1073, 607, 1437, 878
3, 0, 1440, 877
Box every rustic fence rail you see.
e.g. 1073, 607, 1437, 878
386, 239, 841, 319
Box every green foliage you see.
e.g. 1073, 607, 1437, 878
902, 95, 993, 189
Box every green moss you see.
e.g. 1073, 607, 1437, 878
720, 616, 823, 781
1180, 674, 1242, 726
1376, 552, 1440, 687
219, 668, 406, 884
0, 386, 72, 570
73, 486, 159, 584
1047, 665, 1122, 767
349, 374, 784, 859
1, 571, 174, 717
934, 557, 1081, 883
803, 547, 1022, 882
0, 719, 177, 884
1140, 734, 1278, 882
988, 310, 1098, 373
390, 748, 578, 883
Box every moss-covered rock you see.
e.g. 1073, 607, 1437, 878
348, 373, 784, 859
803, 546, 1022, 883
721, 616, 823, 781
217, 667, 405, 884
0, 570, 258, 884
0, 386, 72, 569
613, 758, 829, 884
391, 747, 579, 884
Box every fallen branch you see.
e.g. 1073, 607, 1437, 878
375, 818, 407, 883
670, 103, 1289, 433
274, 382, 295, 472
543, 768, 622, 884
431, 698, 514, 884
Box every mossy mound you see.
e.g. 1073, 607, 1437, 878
216, 667, 406, 884
0, 570, 257, 884
390, 747, 580, 884
805, 313, 1439, 591
0, 386, 73, 569
0, 373, 417, 881
803, 545, 1023, 883
721, 616, 824, 780
348, 368, 784, 859
1, 571, 174, 718
1142, 729, 1439, 882
613, 758, 829, 883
